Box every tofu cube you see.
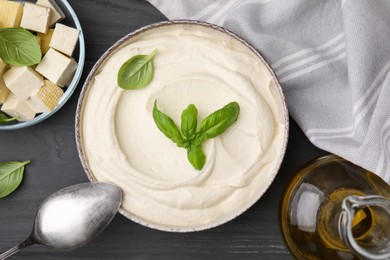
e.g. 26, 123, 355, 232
1, 93, 36, 121
0, 58, 8, 75
20, 3, 50, 33
50, 23, 80, 56
36, 0, 65, 27
27, 80, 63, 113
36, 48, 78, 87
0, 78, 10, 104
0, 1, 23, 28
37, 29, 54, 54
3, 66, 44, 100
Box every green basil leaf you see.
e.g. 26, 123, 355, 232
181, 104, 198, 138
153, 100, 184, 146
117, 48, 157, 90
0, 28, 41, 66
199, 102, 240, 138
0, 160, 30, 198
187, 145, 206, 170
0, 113, 18, 124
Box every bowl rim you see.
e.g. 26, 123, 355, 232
0, 0, 86, 130
75, 19, 289, 232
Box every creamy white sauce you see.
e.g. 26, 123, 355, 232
80, 24, 287, 230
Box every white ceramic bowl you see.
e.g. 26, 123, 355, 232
76, 20, 289, 232
0, 0, 85, 130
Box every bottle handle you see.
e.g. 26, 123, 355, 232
339, 195, 390, 260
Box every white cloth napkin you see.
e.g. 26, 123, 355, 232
146, 0, 390, 181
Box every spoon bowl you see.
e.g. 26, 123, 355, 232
0, 182, 122, 259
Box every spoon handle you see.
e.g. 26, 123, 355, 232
0, 239, 34, 260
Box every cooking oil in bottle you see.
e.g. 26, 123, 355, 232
279, 155, 390, 259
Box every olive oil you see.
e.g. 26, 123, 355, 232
279, 155, 390, 259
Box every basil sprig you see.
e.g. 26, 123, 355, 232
0, 28, 41, 66
0, 160, 30, 198
0, 113, 18, 124
153, 101, 240, 170
117, 49, 158, 90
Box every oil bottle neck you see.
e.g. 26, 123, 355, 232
339, 195, 390, 260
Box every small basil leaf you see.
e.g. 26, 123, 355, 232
117, 48, 157, 90
0, 160, 30, 198
0, 113, 18, 124
0, 28, 41, 66
153, 100, 184, 145
181, 104, 198, 138
187, 145, 206, 170
199, 102, 240, 138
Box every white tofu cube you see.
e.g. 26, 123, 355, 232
3, 66, 44, 100
36, 0, 65, 27
1, 93, 36, 121
35, 48, 78, 87
27, 80, 63, 113
0, 77, 10, 104
0, 59, 8, 75
50, 23, 80, 56
25, 98, 45, 113
20, 2, 50, 33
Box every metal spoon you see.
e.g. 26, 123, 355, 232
0, 182, 122, 259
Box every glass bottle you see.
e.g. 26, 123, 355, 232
279, 154, 390, 259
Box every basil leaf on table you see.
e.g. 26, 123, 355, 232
117, 48, 158, 90
0, 113, 18, 124
187, 144, 206, 170
152, 100, 240, 171
199, 102, 240, 138
0, 28, 41, 66
181, 104, 198, 138
0, 160, 30, 198
153, 101, 185, 147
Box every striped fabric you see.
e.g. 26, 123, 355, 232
147, 0, 390, 182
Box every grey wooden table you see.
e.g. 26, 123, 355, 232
0, 1, 327, 259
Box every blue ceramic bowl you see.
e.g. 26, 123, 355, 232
0, 0, 85, 130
